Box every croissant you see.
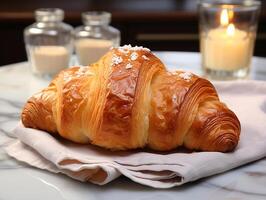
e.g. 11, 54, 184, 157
21, 45, 241, 152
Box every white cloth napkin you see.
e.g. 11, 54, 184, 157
5, 80, 266, 188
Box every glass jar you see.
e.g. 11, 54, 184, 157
24, 8, 73, 79
74, 11, 120, 66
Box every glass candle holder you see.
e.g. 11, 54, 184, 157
199, 0, 261, 80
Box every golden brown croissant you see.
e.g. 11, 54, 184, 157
21, 45, 241, 152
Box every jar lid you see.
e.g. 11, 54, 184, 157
35, 8, 64, 22
82, 11, 111, 26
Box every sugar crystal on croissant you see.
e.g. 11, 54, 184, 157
21, 45, 241, 152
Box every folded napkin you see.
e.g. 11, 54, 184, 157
5, 80, 266, 188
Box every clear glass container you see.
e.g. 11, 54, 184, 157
24, 8, 73, 79
74, 11, 120, 66
199, 0, 261, 80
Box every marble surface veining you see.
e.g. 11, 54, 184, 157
0, 53, 266, 200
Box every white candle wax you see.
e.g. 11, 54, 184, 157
31, 46, 70, 75
75, 39, 113, 66
202, 26, 251, 71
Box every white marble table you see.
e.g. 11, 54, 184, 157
1, 52, 266, 200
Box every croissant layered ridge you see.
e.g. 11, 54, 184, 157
21, 45, 241, 152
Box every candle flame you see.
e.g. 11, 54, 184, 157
227, 23, 235, 36
228, 10, 234, 21
220, 9, 229, 26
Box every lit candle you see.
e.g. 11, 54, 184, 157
202, 9, 251, 71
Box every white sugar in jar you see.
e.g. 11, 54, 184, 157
74, 12, 120, 66
75, 38, 112, 66
30, 46, 70, 75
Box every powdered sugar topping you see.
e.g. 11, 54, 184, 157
64, 66, 94, 82
171, 71, 178, 75
130, 52, 138, 61
75, 66, 94, 77
142, 55, 149, 60
172, 94, 177, 101
63, 75, 72, 82
125, 63, 133, 69
117, 44, 150, 53
111, 54, 123, 66
179, 71, 193, 81
118, 47, 130, 54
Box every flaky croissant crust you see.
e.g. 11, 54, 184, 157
22, 45, 241, 152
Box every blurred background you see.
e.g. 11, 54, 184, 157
0, 0, 265, 66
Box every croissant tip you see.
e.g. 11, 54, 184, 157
21, 107, 31, 128
216, 138, 238, 153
